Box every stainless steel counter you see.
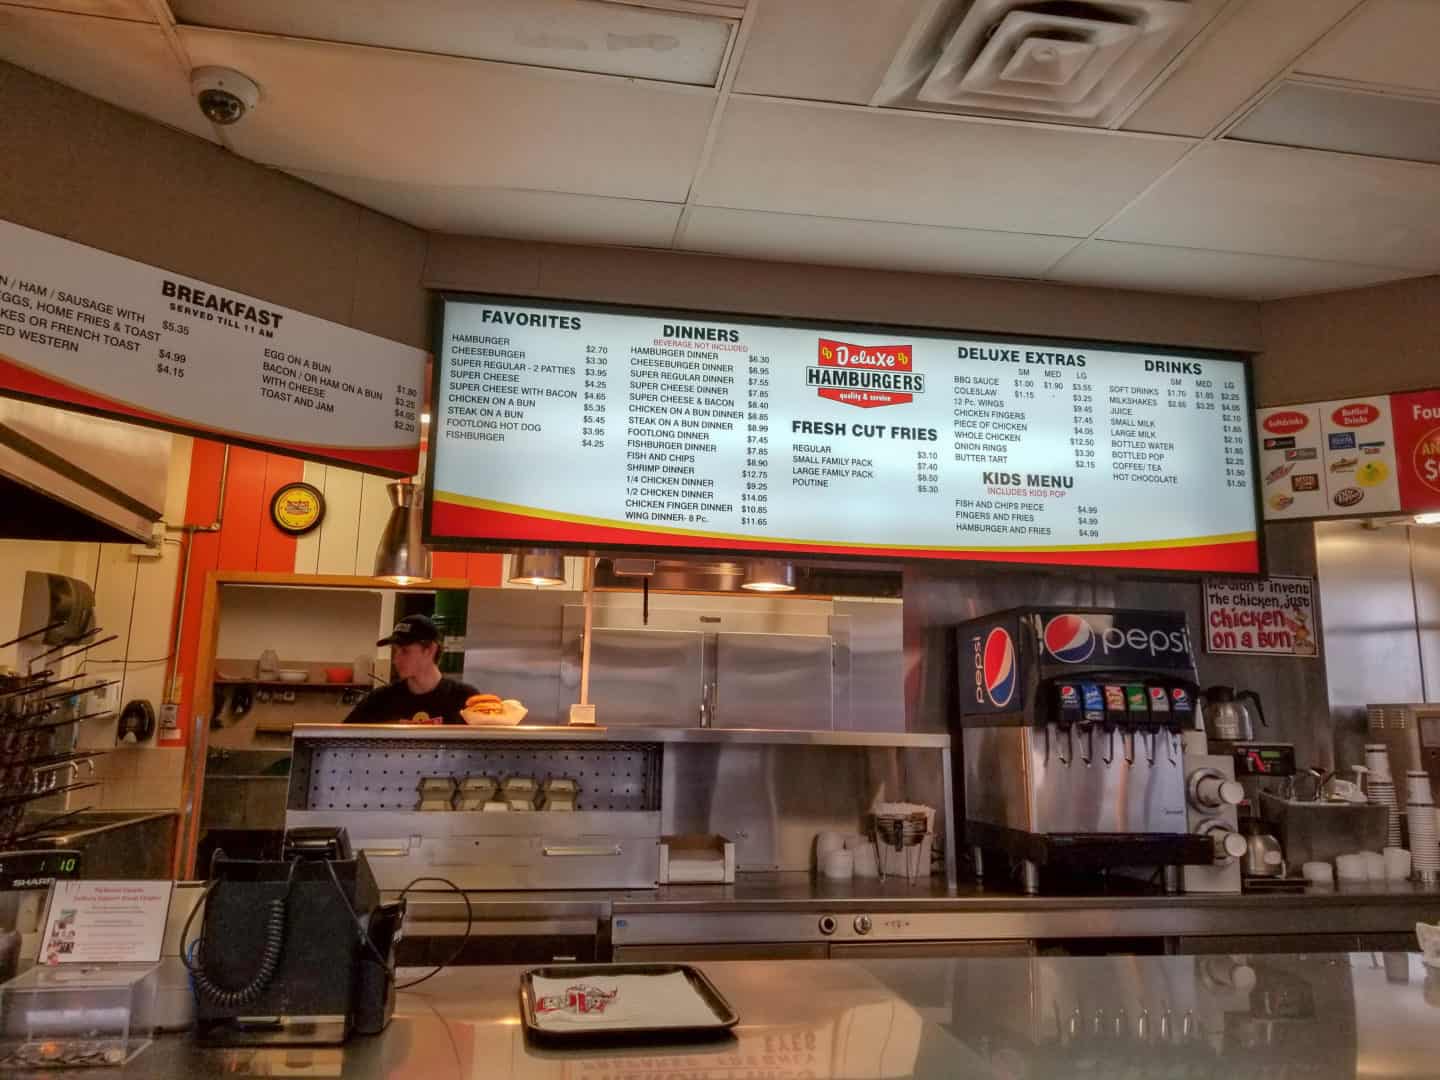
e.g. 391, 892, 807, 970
294, 722, 950, 748
36, 952, 1440, 1078
390, 872, 1440, 955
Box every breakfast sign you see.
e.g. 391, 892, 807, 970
0, 219, 425, 476
1257, 390, 1440, 519
428, 294, 1261, 573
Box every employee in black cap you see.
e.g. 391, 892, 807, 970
344, 614, 480, 725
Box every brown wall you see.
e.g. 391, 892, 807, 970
424, 234, 1262, 353
0, 61, 428, 348
1258, 275, 1440, 406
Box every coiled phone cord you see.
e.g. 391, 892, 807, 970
180, 858, 300, 1007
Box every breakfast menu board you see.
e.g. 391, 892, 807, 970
0, 219, 425, 475
428, 296, 1260, 572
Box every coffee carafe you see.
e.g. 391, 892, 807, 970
1200, 686, 1266, 742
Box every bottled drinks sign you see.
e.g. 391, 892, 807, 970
0, 219, 425, 476
427, 294, 1261, 573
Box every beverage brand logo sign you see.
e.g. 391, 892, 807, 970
1262, 411, 1309, 435
806, 338, 923, 408
982, 627, 1017, 707
1042, 614, 1096, 663
1042, 612, 1192, 666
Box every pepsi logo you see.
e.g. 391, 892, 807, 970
982, 628, 1017, 707
1043, 614, 1096, 663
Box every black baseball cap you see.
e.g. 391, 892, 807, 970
377, 614, 441, 647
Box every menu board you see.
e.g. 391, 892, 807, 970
428, 296, 1260, 573
0, 219, 425, 475
1258, 390, 1440, 519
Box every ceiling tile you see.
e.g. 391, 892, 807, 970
180, 27, 716, 201
1099, 140, 1440, 271
0, 7, 217, 142
1049, 239, 1419, 300
732, 0, 927, 104
172, 0, 734, 86
1298, 0, 1440, 94
680, 206, 1076, 277
1122, 0, 1362, 136
696, 98, 1192, 236
290, 171, 684, 247
1, 1, 154, 17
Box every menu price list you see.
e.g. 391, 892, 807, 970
434, 303, 1256, 558
0, 221, 423, 464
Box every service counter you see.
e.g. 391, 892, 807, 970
30, 952, 1440, 1079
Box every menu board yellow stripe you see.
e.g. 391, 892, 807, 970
434, 491, 1255, 554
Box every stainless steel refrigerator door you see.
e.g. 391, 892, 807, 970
562, 627, 704, 727
713, 632, 833, 729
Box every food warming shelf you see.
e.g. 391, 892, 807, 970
290, 723, 949, 750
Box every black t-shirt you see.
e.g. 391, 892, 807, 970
343, 677, 480, 726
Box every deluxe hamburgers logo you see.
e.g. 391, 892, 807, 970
806, 338, 923, 409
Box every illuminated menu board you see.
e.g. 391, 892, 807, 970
427, 296, 1260, 573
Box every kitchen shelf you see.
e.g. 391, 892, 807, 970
214, 679, 371, 689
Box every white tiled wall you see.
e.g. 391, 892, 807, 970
1, 436, 193, 811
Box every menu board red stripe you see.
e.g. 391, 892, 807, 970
432, 498, 1259, 572
0, 352, 419, 474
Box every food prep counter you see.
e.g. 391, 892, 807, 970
42, 952, 1440, 1079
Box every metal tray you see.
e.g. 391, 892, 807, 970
518, 963, 738, 1045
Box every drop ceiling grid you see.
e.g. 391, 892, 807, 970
176, 24, 719, 203
689, 94, 1198, 237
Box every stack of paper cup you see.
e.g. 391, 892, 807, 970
1406, 770, 1439, 883
1365, 744, 1402, 848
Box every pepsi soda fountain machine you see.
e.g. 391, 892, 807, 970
954, 607, 1212, 894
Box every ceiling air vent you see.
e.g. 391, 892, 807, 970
875, 0, 1222, 127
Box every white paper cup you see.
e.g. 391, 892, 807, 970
1364, 851, 1387, 881
851, 844, 880, 879
1407, 771, 1435, 806
1336, 854, 1367, 882
1365, 744, 1394, 781
821, 848, 854, 880
816, 831, 846, 864
1301, 861, 1334, 885
1385, 847, 1412, 881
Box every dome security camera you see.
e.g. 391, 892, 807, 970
191, 66, 260, 126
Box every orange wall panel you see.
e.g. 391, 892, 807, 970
256, 454, 304, 572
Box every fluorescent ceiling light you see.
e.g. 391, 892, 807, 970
1414, 512, 1440, 526
172, 0, 735, 86
1228, 81, 1440, 165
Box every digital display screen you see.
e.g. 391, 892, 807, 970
428, 295, 1260, 573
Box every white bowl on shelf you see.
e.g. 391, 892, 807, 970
277, 669, 309, 683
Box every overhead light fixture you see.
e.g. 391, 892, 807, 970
1415, 512, 1440, 526
373, 480, 432, 585
741, 558, 796, 593
508, 548, 566, 586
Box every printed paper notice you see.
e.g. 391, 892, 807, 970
39, 880, 173, 965
1203, 575, 1318, 657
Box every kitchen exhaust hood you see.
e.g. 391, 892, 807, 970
0, 399, 169, 542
